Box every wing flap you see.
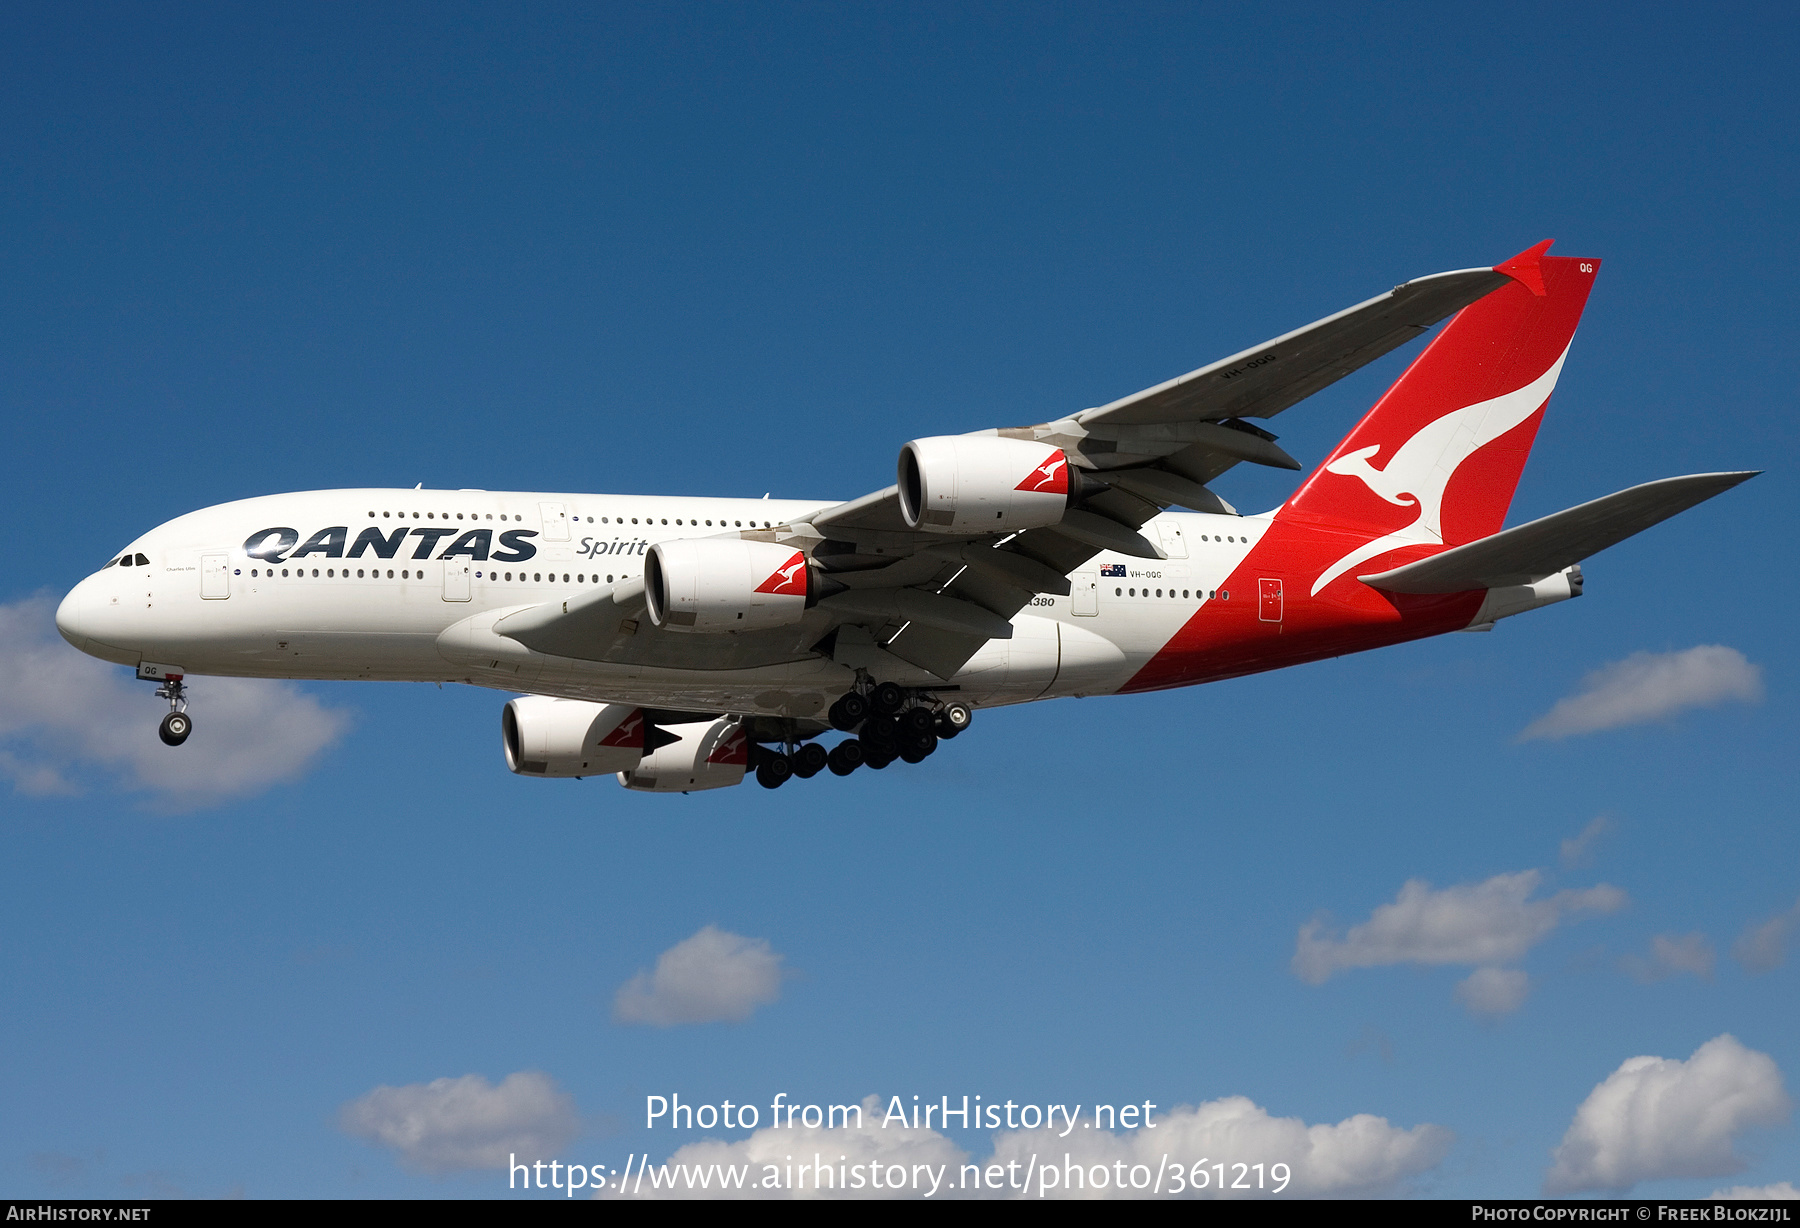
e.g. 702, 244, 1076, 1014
817, 587, 1017, 640
1359, 472, 1759, 594
879, 622, 992, 681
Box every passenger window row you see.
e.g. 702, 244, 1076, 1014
599, 516, 774, 528
477, 572, 617, 584
240, 567, 624, 585
250, 567, 419, 579
370, 511, 518, 521
1114, 587, 1227, 600
362, 510, 778, 529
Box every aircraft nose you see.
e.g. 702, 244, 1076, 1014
56, 581, 93, 653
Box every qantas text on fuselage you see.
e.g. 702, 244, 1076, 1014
55, 243, 1756, 792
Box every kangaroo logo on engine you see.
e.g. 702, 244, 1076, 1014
753, 551, 808, 596
1015, 450, 1069, 495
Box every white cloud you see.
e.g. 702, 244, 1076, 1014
1455, 967, 1531, 1018
613, 1095, 1451, 1200
1545, 1035, 1791, 1193
1622, 933, 1716, 983
614, 926, 784, 1026
339, 1071, 578, 1174
1560, 815, 1614, 870
987, 1096, 1452, 1199
1712, 1182, 1799, 1199
1519, 646, 1762, 741
0, 594, 348, 808
1293, 870, 1625, 985
1734, 901, 1800, 973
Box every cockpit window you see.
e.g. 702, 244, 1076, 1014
136, 553, 149, 566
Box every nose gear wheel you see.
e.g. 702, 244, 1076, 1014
152, 675, 191, 747
159, 711, 192, 746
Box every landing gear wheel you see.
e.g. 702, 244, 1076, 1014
859, 714, 899, 753
898, 731, 937, 763
870, 681, 907, 716
152, 674, 191, 746
901, 707, 936, 736
863, 748, 894, 770
755, 756, 793, 789
826, 740, 864, 776
159, 711, 192, 746
938, 702, 972, 737
828, 692, 869, 731
792, 742, 829, 778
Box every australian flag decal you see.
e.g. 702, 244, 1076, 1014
1100, 563, 1127, 577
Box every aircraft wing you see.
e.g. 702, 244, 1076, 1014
804, 486, 1167, 679
1075, 266, 1511, 430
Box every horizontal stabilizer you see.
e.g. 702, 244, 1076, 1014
1358, 471, 1758, 594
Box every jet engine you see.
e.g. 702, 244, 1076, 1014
501, 696, 647, 777
645, 539, 810, 632
897, 436, 1078, 535
617, 718, 748, 792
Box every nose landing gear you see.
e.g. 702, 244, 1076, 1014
153, 674, 191, 746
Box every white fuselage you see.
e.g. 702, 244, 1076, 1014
56, 488, 1272, 720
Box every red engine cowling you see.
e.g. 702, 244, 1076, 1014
645, 538, 810, 633
617, 718, 748, 792
501, 696, 647, 777
898, 435, 1073, 534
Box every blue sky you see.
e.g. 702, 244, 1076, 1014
1, 1, 1795, 1200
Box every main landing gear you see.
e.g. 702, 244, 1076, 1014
153, 674, 192, 746
751, 685, 973, 789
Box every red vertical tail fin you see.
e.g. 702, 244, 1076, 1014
1281, 242, 1600, 595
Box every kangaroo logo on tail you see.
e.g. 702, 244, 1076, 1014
1311, 344, 1571, 595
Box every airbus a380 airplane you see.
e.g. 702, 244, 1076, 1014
56, 242, 1754, 792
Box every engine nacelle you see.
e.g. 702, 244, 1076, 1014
898, 435, 1072, 534
618, 718, 748, 792
645, 539, 810, 633
501, 696, 647, 777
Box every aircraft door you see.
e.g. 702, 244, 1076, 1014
443, 558, 472, 602
539, 502, 571, 542
201, 553, 230, 599
1259, 577, 1283, 622
1072, 570, 1098, 616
